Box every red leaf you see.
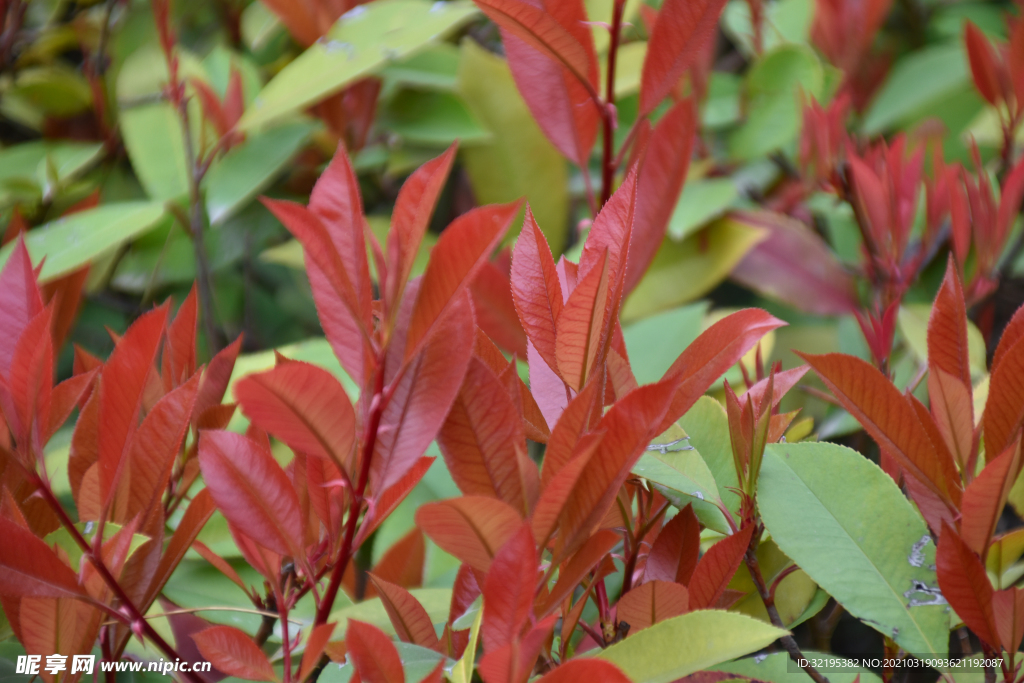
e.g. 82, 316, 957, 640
375, 530, 427, 593
370, 573, 441, 651
416, 496, 523, 573
964, 22, 1003, 106
346, 619, 405, 683
299, 624, 336, 683
503, 0, 600, 169
539, 379, 600, 487
579, 168, 638, 303
555, 251, 610, 391
224, 67, 245, 128
645, 504, 700, 585
984, 330, 1024, 464
166, 286, 198, 388
473, 0, 597, 91
512, 208, 564, 382
993, 306, 1024, 373
120, 373, 200, 523
358, 457, 434, 544
936, 523, 998, 649
800, 352, 962, 510
688, 524, 754, 610
309, 146, 373, 325
538, 528, 617, 616
145, 489, 217, 607
263, 198, 373, 388
45, 368, 98, 443
198, 430, 303, 557
928, 258, 971, 384
993, 587, 1024, 654
730, 211, 859, 316
9, 305, 54, 447
483, 525, 538, 652
617, 580, 689, 634
960, 439, 1021, 557
639, 0, 729, 115
439, 358, 537, 515
537, 660, 631, 683
193, 625, 278, 682
449, 563, 483, 626
0, 237, 44, 379
557, 378, 680, 557
405, 201, 521, 361
235, 361, 356, 476
531, 433, 602, 549
658, 309, 785, 431
739, 366, 808, 410
496, 356, 550, 443
528, 342, 569, 430
471, 261, 529, 359
927, 368, 974, 474
98, 305, 169, 510
192, 77, 231, 135
626, 100, 697, 294
386, 144, 458, 311
371, 289, 474, 495
41, 265, 89, 352
0, 516, 85, 598
194, 336, 242, 423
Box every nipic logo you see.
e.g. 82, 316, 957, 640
16, 655, 95, 675
15, 655, 212, 677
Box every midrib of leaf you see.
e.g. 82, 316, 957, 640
767, 450, 943, 656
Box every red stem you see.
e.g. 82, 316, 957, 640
280, 586, 292, 683
32, 475, 204, 683
313, 359, 387, 625
600, 0, 627, 208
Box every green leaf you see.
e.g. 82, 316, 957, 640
758, 442, 950, 657
623, 302, 708, 384
45, 523, 150, 572
327, 588, 452, 636
379, 90, 489, 146
597, 610, 788, 683
622, 217, 766, 321
633, 450, 731, 533
456, 39, 569, 252
120, 104, 190, 201
668, 178, 739, 241
722, 0, 813, 57
449, 606, 482, 683
0, 141, 104, 206
8, 65, 93, 118
240, 0, 479, 131
679, 396, 742, 517
704, 73, 741, 129
323, 643, 448, 683
603, 41, 646, 99
381, 43, 461, 91
714, 651, 881, 683
862, 44, 967, 134
729, 45, 824, 161
162, 559, 310, 635
116, 45, 203, 202
0, 201, 166, 281
205, 122, 316, 225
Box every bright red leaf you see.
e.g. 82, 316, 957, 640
688, 524, 754, 610
198, 430, 303, 557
